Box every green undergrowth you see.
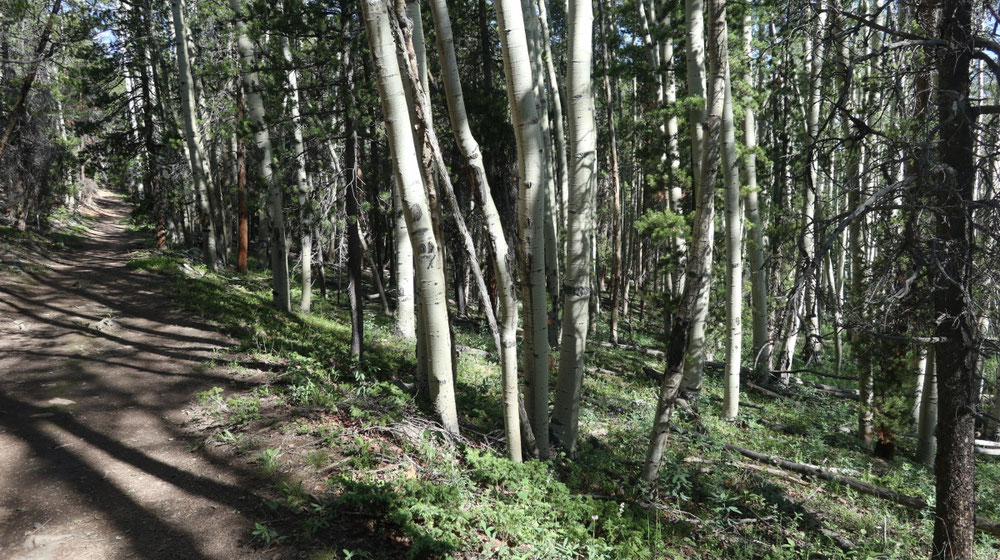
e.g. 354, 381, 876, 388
127, 252, 1000, 559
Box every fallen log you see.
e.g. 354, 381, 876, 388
747, 382, 791, 400
788, 376, 859, 400
975, 446, 1000, 456
723, 442, 1000, 537
593, 340, 665, 358
772, 368, 858, 382
724, 443, 927, 509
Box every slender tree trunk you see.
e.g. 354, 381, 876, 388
743, 15, 770, 384
721, 63, 742, 421
281, 17, 313, 313
392, 177, 416, 338
916, 346, 938, 465
494, 0, 550, 456
551, 0, 596, 455
642, 0, 726, 483
535, 0, 568, 239
236, 82, 249, 274
137, 1, 166, 249
171, 0, 218, 270
521, 0, 560, 349
342, 4, 364, 359
911, 346, 928, 431
426, 0, 523, 460
231, 0, 290, 309
678, 0, 713, 398
802, 1, 827, 364
597, 0, 623, 346
362, 0, 459, 435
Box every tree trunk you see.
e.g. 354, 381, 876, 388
678, 0, 713, 399
720, 62, 742, 421
426, 0, 523, 460
362, 0, 459, 435
342, 3, 364, 360
551, 0, 596, 455
535, 0, 568, 241
743, 15, 770, 385
231, 0, 290, 310
597, 0, 623, 346
931, 2, 978, 556
494, 0, 550, 456
916, 345, 937, 466
802, 0, 828, 364
281, 16, 313, 313
171, 0, 217, 270
391, 177, 416, 338
642, 0, 726, 483
235, 82, 249, 274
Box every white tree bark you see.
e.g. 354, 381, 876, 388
911, 347, 928, 429
916, 345, 937, 465
427, 0, 522, 461
802, 1, 828, 363
721, 63, 742, 421
361, 0, 459, 434
743, 15, 770, 384
392, 177, 416, 339
494, 0, 550, 456
231, 0, 291, 311
678, 0, 714, 398
551, 0, 596, 455
280, 22, 312, 313
642, 0, 727, 482
535, 0, 568, 237
170, 0, 217, 270
521, 0, 560, 344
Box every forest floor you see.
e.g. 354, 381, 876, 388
0, 191, 295, 560
3, 192, 1000, 559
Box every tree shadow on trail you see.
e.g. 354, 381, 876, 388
0, 392, 235, 560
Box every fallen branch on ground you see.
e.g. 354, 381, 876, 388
722, 442, 1000, 537
771, 368, 858, 382
787, 376, 859, 400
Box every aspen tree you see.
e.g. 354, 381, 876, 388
916, 347, 937, 466
551, 0, 596, 454
170, 0, 217, 271
535, 0, 568, 236
743, 15, 769, 384
521, 0, 560, 343
231, 0, 291, 311
720, 62, 742, 421
597, 0, 624, 346
392, 180, 416, 339
802, 1, 828, 364
678, 0, 714, 398
280, 5, 313, 314
426, 0, 523, 460
361, 0, 459, 435
642, 0, 726, 482
494, 0, 550, 456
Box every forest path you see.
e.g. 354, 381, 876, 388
0, 191, 275, 560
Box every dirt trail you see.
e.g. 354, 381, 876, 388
0, 192, 274, 559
